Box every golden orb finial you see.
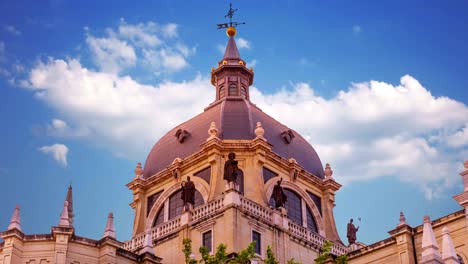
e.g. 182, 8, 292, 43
226, 27, 236, 37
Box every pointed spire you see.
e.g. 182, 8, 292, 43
58, 201, 70, 227
441, 227, 459, 264
7, 204, 22, 232
223, 34, 241, 60
102, 212, 116, 239
421, 215, 443, 263
65, 185, 74, 226
139, 231, 154, 255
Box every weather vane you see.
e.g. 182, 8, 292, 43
217, 3, 246, 30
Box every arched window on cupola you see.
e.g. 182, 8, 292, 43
269, 188, 318, 233
153, 189, 204, 227
228, 83, 237, 96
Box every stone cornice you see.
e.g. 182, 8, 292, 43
453, 192, 468, 206
347, 237, 396, 258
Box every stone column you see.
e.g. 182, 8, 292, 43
322, 177, 343, 243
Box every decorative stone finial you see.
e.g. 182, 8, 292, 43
254, 122, 265, 139
324, 163, 333, 179
134, 162, 143, 178
441, 227, 459, 264
59, 201, 70, 227
397, 212, 407, 227
103, 212, 116, 239
172, 157, 182, 165
7, 204, 22, 231
288, 158, 297, 164
207, 121, 219, 140
139, 231, 154, 254
421, 215, 443, 263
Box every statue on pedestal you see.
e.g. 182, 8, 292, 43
181, 176, 195, 210
347, 218, 359, 245
272, 178, 287, 208
224, 152, 239, 184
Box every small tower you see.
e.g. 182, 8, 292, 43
7, 204, 22, 232
58, 201, 70, 227
421, 215, 443, 264
65, 185, 74, 226
102, 212, 116, 239
211, 15, 253, 102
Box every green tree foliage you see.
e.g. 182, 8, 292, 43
231, 241, 258, 264
264, 246, 279, 264
314, 240, 333, 264
314, 240, 348, 264
287, 258, 302, 264
199, 243, 228, 264
182, 238, 198, 264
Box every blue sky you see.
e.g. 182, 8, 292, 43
1, 0, 468, 246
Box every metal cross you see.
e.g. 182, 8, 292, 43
217, 3, 245, 29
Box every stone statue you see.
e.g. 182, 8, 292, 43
181, 176, 195, 207
272, 178, 287, 208
347, 218, 359, 244
223, 152, 238, 183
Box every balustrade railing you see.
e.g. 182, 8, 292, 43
123, 193, 349, 255
192, 196, 224, 222
240, 197, 273, 222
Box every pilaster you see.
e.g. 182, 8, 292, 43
51, 226, 74, 264
0, 229, 24, 264
388, 224, 416, 264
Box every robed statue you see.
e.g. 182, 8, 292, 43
272, 178, 287, 208
223, 152, 238, 183
347, 218, 359, 244
181, 176, 195, 207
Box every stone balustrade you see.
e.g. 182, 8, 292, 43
240, 197, 273, 222
124, 192, 349, 256
192, 196, 225, 222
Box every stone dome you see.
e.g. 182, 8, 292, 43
143, 98, 324, 179
142, 32, 324, 179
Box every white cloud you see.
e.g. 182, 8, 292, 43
38, 143, 69, 167
4, 25, 21, 36
352, 25, 362, 35
237, 38, 251, 49
250, 75, 468, 199
85, 20, 193, 74
24, 58, 213, 158
446, 125, 468, 148
86, 35, 137, 73
247, 59, 257, 68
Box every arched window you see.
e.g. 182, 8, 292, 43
153, 188, 204, 227
269, 188, 318, 233
228, 83, 237, 96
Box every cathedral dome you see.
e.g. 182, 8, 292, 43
142, 30, 324, 179
143, 98, 324, 179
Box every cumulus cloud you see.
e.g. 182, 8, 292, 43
24, 58, 213, 158
237, 38, 251, 49
38, 143, 69, 167
86, 35, 137, 73
250, 76, 468, 199
352, 25, 362, 35
85, 20, 194, 74
4, 25, 21, 36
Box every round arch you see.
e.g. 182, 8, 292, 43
265, 177, 325, 236
145, 177, 209, 230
